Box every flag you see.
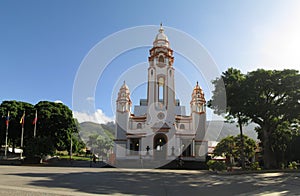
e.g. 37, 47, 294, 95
5, 111, 10, 127
33, 110, 37, 125
20, 111, 25, 126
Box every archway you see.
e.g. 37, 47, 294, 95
153, 133, 168, 160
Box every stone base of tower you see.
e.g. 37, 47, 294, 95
114, 156, 208, 169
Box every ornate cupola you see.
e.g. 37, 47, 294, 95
116, 81, 132, 113
153, 23, 170, 48
190, 81, 206, 113
148, 23, 174, 67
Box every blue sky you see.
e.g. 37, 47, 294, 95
1, 1, 300, 123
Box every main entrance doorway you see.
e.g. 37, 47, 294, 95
153, 133, 167, 160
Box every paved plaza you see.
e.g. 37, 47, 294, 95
0, 166, 300, 195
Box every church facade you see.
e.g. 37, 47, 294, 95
114, 25, 207, 168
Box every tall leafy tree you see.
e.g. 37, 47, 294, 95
0, 100, 84, 158
31, 101, 79, 155
243, 69, 300, 168
0, 101, 34, 152
208, 68, 249, 169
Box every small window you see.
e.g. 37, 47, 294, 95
180, 124, 185, 129
137, 123, 142, 129
159, 56, 164, 63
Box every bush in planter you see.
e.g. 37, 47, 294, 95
207, 160, 226, 171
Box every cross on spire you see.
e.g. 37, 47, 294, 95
159, 22, 164, 33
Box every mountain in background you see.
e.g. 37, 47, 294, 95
79, 121, 115, 143
79, 121, 258, 143
206, 121, 258, 141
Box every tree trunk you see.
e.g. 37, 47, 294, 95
263, 128, 277, 169
238, 121, 246, 170
12, 140, 15, 153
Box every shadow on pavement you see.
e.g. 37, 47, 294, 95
6, 169, 300, 195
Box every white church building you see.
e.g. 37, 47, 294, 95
114, 25, 207, 168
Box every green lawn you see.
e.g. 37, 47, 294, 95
59, 155, 92, 161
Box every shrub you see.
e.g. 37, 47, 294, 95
207, 160, 226, 171
250, 162, 261, 171
288, 161, 298, 170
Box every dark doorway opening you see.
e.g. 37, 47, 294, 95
153, 133, 167, 160
129, 138, 140, 155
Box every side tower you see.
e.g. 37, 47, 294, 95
147, 24, 175, 127
115, 81, 131, 158
190, 82, 207, 160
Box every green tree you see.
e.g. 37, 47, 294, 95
256, 120, 299, 166
0, 100, 84, 158
87, 134, 113, 158
68, 119, 86, 154
96, 135, 113, 157
27, 101, 79, 156
213, 136, 236, 159
24, 136, 56, 158
286, 133, 300, 162
87, 134, 98, 154
235, 134, 257, 161
213, 135, 257, 167
243, 69, 300, 168
0, 101, 34, 153
208, 68, 249, 169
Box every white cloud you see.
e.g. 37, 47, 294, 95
73, 109, 114, 124
54, 100, 63, 104
86, 96, 95, 102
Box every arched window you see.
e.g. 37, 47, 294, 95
159, 55, 164, 63
137, 123, 142, 129
158, 77, 164, 102
180, 124, 185, 129
196, 105, 202, 112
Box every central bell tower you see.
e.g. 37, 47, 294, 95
147, 24, 175, 126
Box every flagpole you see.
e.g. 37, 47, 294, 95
4, 111, 9, 159
33, 121, 36, 138
33, 110, 37, 138
20, 111, 25, 159
20, 125, 24, 159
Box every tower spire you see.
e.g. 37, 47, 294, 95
159, 22, 164, 33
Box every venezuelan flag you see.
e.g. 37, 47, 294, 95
20, 111, 25, 125
5, 111, 9, 127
